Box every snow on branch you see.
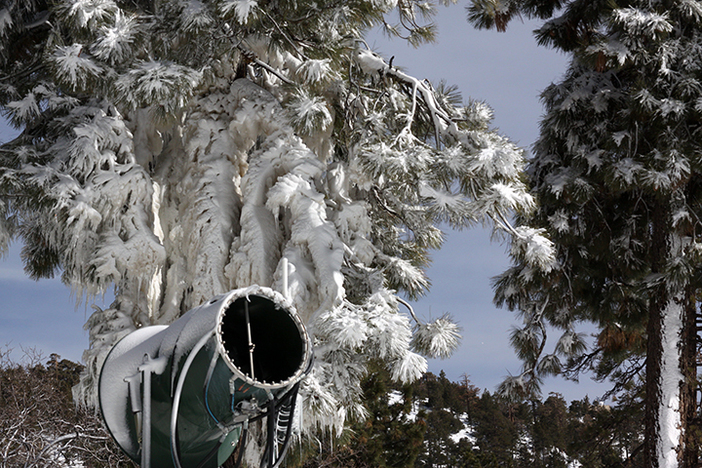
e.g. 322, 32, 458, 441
398, 297, 461, 359
50, 44, 103, 90
353, 46, 452, 149
115, 61, 202, 116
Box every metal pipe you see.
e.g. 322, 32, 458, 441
245, 300, 255, 380
142, 360, 151, 468
170, 330, 216, 468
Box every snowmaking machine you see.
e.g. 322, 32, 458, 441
98, 285, 313, 468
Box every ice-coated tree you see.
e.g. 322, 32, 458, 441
0, 0, 550, 453
469, 0, 702, 466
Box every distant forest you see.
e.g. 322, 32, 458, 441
292, 361, 643, 468
1, 351, 643, 468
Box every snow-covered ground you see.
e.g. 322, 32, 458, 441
449, 413, 476, 445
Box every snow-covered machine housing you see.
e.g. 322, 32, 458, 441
98, 286, 313, 468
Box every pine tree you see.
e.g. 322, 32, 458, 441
531, 394, 569, 467
472, 391, 520, 466
288, 360, 426, 468
354, 361, 426, 468
468, 0, 702, 466
0, 0, 550, 453
567, 392, 645, 467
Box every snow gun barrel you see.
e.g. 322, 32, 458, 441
98, 286, 313, 468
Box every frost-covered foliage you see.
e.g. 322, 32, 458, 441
0, 0, 541, 444
470, 0, 702, 466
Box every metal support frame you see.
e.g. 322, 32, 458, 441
124, 354, 168, 468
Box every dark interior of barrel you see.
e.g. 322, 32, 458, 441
219, 295, 305, 385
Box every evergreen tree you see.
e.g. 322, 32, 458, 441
0, 0, 551, 456
413, 371, 483, 468
472, 391, 519, 466
417, 408, 461, 467
289, 360, 426, 468
457, 373, 481, 424
416, 369, 464, 411
531, 394, 568, 467
567, 392, 645, 468
350, 361, 427, 468
469, 0, 702, 466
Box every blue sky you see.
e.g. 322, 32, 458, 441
0, 3, 612, 402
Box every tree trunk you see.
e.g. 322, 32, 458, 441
646, 290, 688, 468
680, 291, 699, 468
644, 202, 687, 468
645, 200, 668, 468
645, 286, 665, 468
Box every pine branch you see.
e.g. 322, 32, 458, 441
371, 185, 405, 222
397, 296, 421, 324
220, 24, 297, 86
255, 6, 310, 61
385, 68, 451, 149
353, 44, 453, 149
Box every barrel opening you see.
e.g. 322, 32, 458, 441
219, 295, 306, 385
